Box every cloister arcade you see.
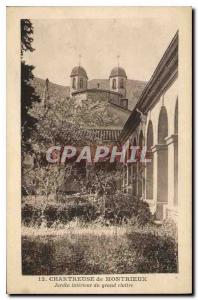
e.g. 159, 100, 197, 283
122, 82, 178, 221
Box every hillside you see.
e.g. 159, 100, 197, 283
88, 79, 147, 110
31, 77, 146, 111
31, 77, 70, 102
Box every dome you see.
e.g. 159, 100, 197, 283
70, 66, 88, 79
109, 66, 127, 78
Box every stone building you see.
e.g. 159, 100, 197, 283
67, 64, 146, 141
70, 65, 128, 109
119, 31, 178, 221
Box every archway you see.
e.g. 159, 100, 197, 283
157, 106, 168, 220
174, 100, 178, 206
146, 121, 154, 200
138, 130, 144, 197
132, 137, 137, 196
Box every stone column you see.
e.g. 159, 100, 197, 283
122, 164, 125, 192
136, 162, 139, 196
126, 164, 129, 193
150, 146, 158, 215
130, 163, 133, 195
165, 134, 178, 217
144, 160, 147, 200
151, 144, 168, 220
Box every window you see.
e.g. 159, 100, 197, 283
80, 78, 83, 89
72, 78, 76, 89
112, 79, 116, 89
120, 78, 124, 88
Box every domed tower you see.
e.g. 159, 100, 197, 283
109, 66, 127, 98
70, 66, 88, 96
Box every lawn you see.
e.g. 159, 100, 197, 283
22, 221, 178, 275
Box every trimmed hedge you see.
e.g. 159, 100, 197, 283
22, 193, 152, 227
22, 201, 98, 227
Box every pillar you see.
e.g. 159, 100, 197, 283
165, 134, 178, 217
122, 164, 125, 192
151, 144, 168, 220
151, 146, 158, 215
126, 164, 129, 193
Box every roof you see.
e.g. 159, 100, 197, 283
86, 129, 122, 141
72, 88, 121, 96
70, 66, 88, 79
109, 66, 127, 78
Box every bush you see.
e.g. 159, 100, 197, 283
22, 192, 152, 227
96, 192, 152, 225
22, 198, 98, 227
22, 203, 42, 226
136, 201, 152, 226
127, 231, 178, 273
22, 237, 55, 275
43, 204, 59, 227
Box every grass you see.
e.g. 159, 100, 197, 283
22, 219, 178, 275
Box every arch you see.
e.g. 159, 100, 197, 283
112, 79, 116, 89
156, 106, 168, 220
80, 78, 83, 89
139, 130, 144, 148
174, 99, 178, 206
138, 130, 144, 197
72, 77, 76, 89
147, 120, 154, 149
146, 121, 154, 200
158, 106, 168, 143
132, 137, 137, 196
133, 136, 137, 146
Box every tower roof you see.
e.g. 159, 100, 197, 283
109, 66, 127, 78
70, 66, 88, 79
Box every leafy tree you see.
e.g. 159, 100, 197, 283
21, 19, 40, 152
21, 19, 35, 55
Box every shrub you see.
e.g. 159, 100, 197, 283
22, 203, 42, 226
22, 192, 152, 226
64, 202, 98, 222
96, 192, 152, 225
136, 201, 152, 226
43, 204, 59, 227
127, 231, 178, 273
22, 237, 56, 275
22, 197, 98, 226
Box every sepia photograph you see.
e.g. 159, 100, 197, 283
6, 6, 192, 294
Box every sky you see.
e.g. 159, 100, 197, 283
23, 17, 178, 86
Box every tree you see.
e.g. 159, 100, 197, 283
21, 19, 40, 152
21, 19, 35, 55
23, 86, 118, 200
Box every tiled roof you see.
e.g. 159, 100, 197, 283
86, 129, 122, 141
